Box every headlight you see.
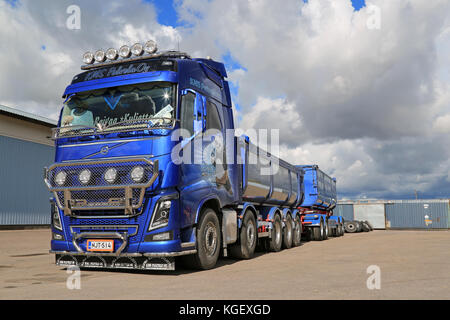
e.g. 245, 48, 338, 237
104, 168, 117, 184
51, 201, 62, 231
131, 166, 145, 183
119, 45, 131, 58
94, 50, 106, 63
79, 169, 91, 185
106, 48, 118, 60
83, 51, 94, 64
149, 200, 171, 231
55, 171, 67, 186
131, 43, 144, 56
144, 40, 157, 54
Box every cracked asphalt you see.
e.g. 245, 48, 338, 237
0, 229, 449, 300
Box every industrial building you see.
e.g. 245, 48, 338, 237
336, 199, 450, 230
0, 105, 56, 226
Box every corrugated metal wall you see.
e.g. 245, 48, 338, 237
0, 135, 54, 225
385, 200, 449, 229
335, 204, 354, 221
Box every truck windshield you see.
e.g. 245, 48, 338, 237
58, 83, 175, 137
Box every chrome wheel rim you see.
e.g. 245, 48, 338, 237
204, 222, 218, 256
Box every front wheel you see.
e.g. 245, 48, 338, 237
182, 208, 221, 270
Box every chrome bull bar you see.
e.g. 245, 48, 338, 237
44, 158, 158, 216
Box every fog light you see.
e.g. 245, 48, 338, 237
106, 48, 118, 60
119, 45, 131, 58
131, 43, 144, 56
94, 50, 106, 63
83, 52, 95, 64
79, 169, 91, 185
104, 168, 118, 184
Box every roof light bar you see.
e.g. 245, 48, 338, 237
81, 41, 191, 70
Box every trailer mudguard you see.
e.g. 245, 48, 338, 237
236, 202, 257, 229
303, 213, 325, 227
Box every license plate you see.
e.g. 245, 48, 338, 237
87, 240, 114, 252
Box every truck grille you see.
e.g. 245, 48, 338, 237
45, 158, 158, 216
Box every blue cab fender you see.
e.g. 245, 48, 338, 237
194, 195, 222, 225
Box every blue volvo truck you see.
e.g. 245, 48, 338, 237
297, 165, 344, 241
44, 41, 307, 270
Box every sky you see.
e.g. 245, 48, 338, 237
0, 0, 449, 200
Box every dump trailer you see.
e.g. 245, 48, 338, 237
296, 165, 344, 240
44, 41, 306, 271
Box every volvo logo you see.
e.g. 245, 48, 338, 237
100, 146, 109, 155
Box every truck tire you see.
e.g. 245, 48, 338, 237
355, 221, 363, 232
344, 221, 357, 233
365, 220, 374, 231
361, 221, 371, 232
312, 219, 324, 241
229, 212, 257, 259
181, 208, 221, 270
339, 223, 345, 236
292, 215, 302, 247
323, 219, 329, 240
268, 214, 283, 252
282, 215, 293, 249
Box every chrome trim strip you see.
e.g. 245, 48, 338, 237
59, 137, 159, 148
51, 249, 197, 258
61, 155, 155, 163
143, 250, 197, 257
69, 225, 139, 237
181, 242, 195, 248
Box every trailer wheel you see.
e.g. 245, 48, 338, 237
323, 219, 329, 240
181, 208, 221, 270
312, 219, 324, 241
292, 215, 302, 247
282, 215, 293, 249
229, 212, 257, 259
268, 214, 283, 252
344, 221, 357, 233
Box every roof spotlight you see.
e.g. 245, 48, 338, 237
119, 45, 131, 58
131, 43, 144, 56
83, 52, 95, 64
94, 50, 106, 63
144, 40, 157, 54
106, 48, 118, 60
